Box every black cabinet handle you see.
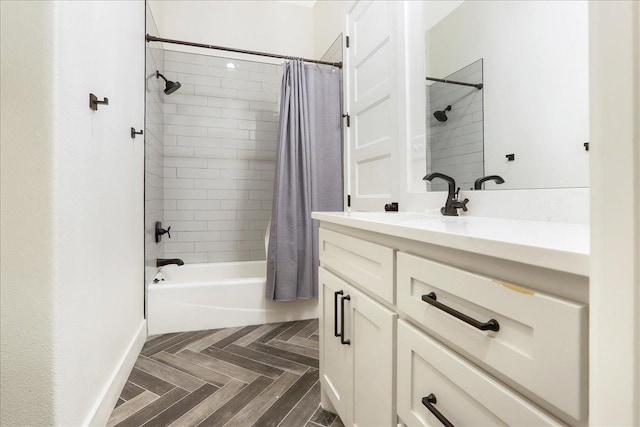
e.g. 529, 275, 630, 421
422, 394, 454, 427
422, 292, 499, 332
334, 290, 343, 337
340, 295, 351, 345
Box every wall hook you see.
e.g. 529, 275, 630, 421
506, 153, 516, 161
89, 93, 109, 111
131, 128, 143, 139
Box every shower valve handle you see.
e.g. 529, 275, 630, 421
158, 226, 171, 239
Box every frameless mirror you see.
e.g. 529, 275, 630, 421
425, 1, 589, 190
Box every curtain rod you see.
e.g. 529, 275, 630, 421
425, 76, 483, 90
146, 34, 342, 69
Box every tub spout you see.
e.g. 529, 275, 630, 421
157, 258, 184, 267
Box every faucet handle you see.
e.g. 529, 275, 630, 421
460, 198, 469, 212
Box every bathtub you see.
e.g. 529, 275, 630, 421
147, 260, 318, 335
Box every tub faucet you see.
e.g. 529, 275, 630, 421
423, 172, 469, 216
157, 258, 184, 267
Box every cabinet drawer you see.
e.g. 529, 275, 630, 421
397, 320, 564, 426
397, 252, 587, 422
319, 228, 395, 303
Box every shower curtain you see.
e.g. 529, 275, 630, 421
266, 60, 343, 301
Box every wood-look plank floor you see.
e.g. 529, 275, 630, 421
108, 319, 344, 427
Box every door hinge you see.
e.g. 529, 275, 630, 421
347, 194, 351, 207
342, 113, 350, 127
345, 36, 350, 48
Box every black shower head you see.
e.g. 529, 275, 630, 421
156, 71, 181, 95
433, 105, 452, 122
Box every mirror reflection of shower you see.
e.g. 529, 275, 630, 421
155, 71, 181, 95
433, 105, 452, 122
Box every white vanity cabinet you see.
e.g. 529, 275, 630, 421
314, 212, 590, 427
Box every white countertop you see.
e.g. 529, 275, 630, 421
312, 212, 590, 276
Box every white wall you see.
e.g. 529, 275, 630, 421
1, 2, 56, 425
149, 0, 314, 63
589, 1, 640, 424
1, 1, 146, 425
52, 1, 145, 424
313, 0, 354, 58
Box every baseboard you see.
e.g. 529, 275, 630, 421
85, 320, 147, 426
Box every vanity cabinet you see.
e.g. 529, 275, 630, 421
315, 213, 589, 427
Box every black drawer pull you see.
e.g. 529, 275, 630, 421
334, 290, 343, 337
422, 394, 454, 427
422, 292, 500, 332
340, 295, 351, 345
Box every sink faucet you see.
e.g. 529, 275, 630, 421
423, 172, 469, 216
156, 258, 184, 267
474, 175, 505, 190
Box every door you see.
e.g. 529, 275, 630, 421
346, 0, 401, 211
319, 267, 352, 421
347, 284, 397, 427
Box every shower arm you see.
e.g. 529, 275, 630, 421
426, 76, 483, 90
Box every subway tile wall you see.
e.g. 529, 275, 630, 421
162, 50, 281, 263
144, 4, 164, 285
426, 59, 484, 192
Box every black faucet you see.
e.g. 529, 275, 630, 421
423, 172, 469, 216
156, 258, 184, 267
474, 175, 505, 190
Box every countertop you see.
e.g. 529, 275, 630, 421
312, 212, 589, 276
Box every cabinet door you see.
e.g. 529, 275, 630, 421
347, 284, 397, 427
319, 267, 352, 421
346, 0, 401, 210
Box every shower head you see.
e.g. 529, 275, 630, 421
156, 71, 182, 95
433, 105, 452, 122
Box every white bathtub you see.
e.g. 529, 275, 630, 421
147, 260, 318, 335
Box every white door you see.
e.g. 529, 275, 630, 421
346, 0, 401, 211
319, 267, 352, 421
347, 284, 397, 427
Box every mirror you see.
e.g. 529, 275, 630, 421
425, 1, 589, 190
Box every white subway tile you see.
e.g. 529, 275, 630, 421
249, 160, 276, 170
220, 109, 261, 120
208, 67, 251, 80
236, 150, 275, 161
177, 105, 222, 117
177, 73, 221, 87
194, 210, 236, 220
165, 210, 195, 221
169, 221, 209, 232
164, 189, 207, 200
195, 85, 236, 98
207, 97, 250, 110
164, 157, 208, 168
164, 50, 196, 64
207, 189, 247, 200
221, 230, 263, 241
164, 61, 208, 75
165, 124, 207, 137
207, 220, 250, 231
193, 148, 237, 159
249, 101, 278, 112
164, 242, 195, 252
178, 231, 222, 242
177, 200, 221, 210
208, 159, 249, 170
221, 200, 262, 210
163, 94, 209, 106
164, 167, 177, 178
220, 169, 262, 180
165, 178, 195, 189
164, 146, 194, 158
176, 136, 221, 148
194, 179, 237, 190
195, 241, 237, 252
237, 240, 264, 250
221, 78, 262, 92
208, 252, 251, 262
207, 127, 250, 140
177, 168, 221, 179
194, 116, 237, 129
249, 71, 281, 83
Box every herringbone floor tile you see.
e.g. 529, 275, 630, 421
107, 319, 342, 427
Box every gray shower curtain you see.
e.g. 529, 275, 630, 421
266, 60, 343, 301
